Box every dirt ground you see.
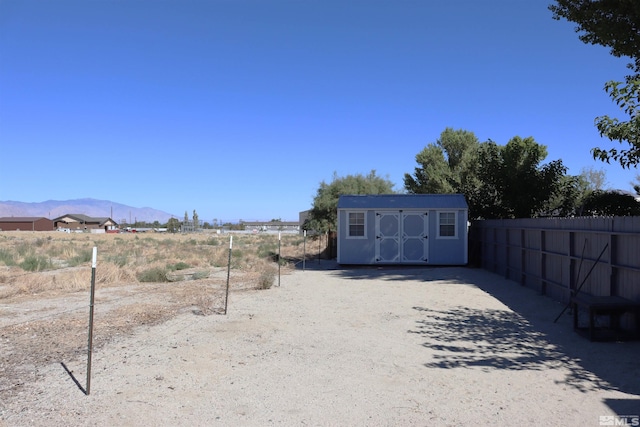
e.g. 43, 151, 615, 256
1, 261, 639, 426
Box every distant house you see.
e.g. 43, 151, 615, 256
242, 220, 300, 234
336, 194, 469, 265
0, 217, 54, 231
53, 214, 118, 233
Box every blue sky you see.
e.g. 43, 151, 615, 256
1, 0, 637, 223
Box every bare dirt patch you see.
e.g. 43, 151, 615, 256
0, 274, 231, 401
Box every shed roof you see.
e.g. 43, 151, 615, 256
337, 194, 468, 210
54, 214, 95, 222
52, 214, 117, 226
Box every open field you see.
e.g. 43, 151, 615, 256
0, 231, 310, 415
1, 231, 639, 426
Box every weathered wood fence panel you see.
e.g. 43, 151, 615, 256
470, 216, 640, 305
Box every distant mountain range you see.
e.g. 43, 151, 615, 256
0, 198, 175, 224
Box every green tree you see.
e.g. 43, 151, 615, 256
582, 190, 640, 216
550, 1, 640, 66
633, 174, 640, 195
477, 136, 567, 218
543, 166, 610, 217
307, 170, 396, 233
167, 217, 180, 233
404, 130, 567, 219
404, 128, 480, 194
544, 174, 584, 217
550, 1, 640, 167
547, 167, 609, 217
579, 166, 609, 191
404, 128, 493, 218
593, 79, 640, 167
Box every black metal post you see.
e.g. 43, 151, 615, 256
86, 247, 97, 395
554, 243, 609, 323
224, 236, 232, 315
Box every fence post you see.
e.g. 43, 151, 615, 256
86, 246, 97, 395
224, 236, 232, 315
520, 228, 526, 286
609, 233, 618, 296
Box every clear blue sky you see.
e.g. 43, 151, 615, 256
1, 0, 637, 222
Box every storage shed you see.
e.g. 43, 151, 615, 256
0, 217, 54, 231
336, 194, 468, 265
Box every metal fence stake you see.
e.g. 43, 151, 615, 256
86, 247, 97, 395
224, 236, 232, 315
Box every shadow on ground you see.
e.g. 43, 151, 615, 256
290, 261, 640, 414
289, 258, 341, 271
296, 260, 471, 284
400, 267, 640, 415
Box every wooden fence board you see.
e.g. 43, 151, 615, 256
471, 216, 640, 304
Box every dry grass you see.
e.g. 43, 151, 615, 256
0, 230, 325, 401
0, 231, 317, 299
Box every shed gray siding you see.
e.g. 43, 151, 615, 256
337, 210, 378, 264
337, 194, 468, 265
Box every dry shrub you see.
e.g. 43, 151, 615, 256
0, 263, 137, 299
211, 245, 231, 267
252, 260, 277, 290
96, 262, 137, 284
48, 268, 89, 292
192, 291, 225, 316
0, 268, 87, 298
257, 270, 276, 289
0, 268, 11, 284
137, 266, 169, 283
101, 302, 178, 329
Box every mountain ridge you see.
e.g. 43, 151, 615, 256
0, 198, 176, 224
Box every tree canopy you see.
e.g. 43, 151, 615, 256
582, 190, 640, 216
593, 79, 640, 167
404, 129, 568, 219
306, 170, 395, 233
550, 1, 640, 68
550, 0, 640, 167
404, 128, 479, 194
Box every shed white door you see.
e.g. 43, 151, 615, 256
375, 212, 401, 263
375, 211, 428, 263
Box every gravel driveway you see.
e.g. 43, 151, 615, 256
2, 262, 639, 426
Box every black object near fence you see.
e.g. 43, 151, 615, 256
470, 216, 640, 338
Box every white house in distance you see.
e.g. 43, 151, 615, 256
336, 194, 469, 265
52, 214, 119, 233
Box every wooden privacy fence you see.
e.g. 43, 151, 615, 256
469, 216, 640, 305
